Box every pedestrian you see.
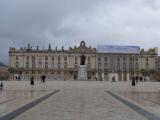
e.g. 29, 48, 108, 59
0, 82, 3, 90
132, 76, 136, 86
30, 76, 34, 85
112, 76, 115, 82
140, 76, 143, 82
136, 76, 138, 83
41, 75, 44, 83
95, 77, 97, 81
18, 76, 20, 81
43, 75, 46, 83
41, 75, 43, 83
144, 76, 146, 82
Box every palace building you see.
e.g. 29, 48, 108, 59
8, 41, 158, 81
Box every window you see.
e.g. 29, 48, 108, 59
16, 56, 19, 60
26, 65, 29, 69
32, 64, 36, 69
32, 56, 35, 60
145, 63, 149, 69
64, 63, 67, 68
117, 56, 120, 62
58, 64, 61, 69
58, 56, 61, 61
87, 63, 91, 69
38, 64, 42, 69
26, 62, 29, 69
45, 61, 48, 69
98, 56, 101, 61
117, 65, 120, 70
135, 63, 139, 70
26, 56, 29, 60
51, 62, 54, 68
104, 56, 107, 61
74, 64, 78, 68
146, 57, 148, 61
98, 63, 101, 69
123, 56, 126, 61
75, 56, 77, 61
15, 61, 19, 68
135, 56, 138, 61
52, 56, 54, 61
104, 63, 108, 68
64, 56, 67, 61
88, 57, 90, 62
45, 65, 48, 69
45, 56, 48, 60
123, 63, 126, 70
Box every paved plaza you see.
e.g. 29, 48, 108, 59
0, 81, 160, 120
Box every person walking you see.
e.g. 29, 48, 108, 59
140, 76, 143, 82
0, 82, 3, 90
132, 76, 136, 86
136, 76, 138, 83
30, 76, 34, 85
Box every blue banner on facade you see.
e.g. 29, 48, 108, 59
97, 45, 140, 54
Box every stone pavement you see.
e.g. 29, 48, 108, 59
0, 81, 160, 120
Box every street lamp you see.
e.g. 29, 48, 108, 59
30, 58, 34, 85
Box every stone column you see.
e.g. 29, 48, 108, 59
122, 72, 124, 81
127, 72, 130, 81
96, 73, 98, 80
102, 73, 104, 81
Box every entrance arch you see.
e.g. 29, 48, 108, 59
80, 55, 86, 65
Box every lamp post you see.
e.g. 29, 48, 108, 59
30, 58, 34, 85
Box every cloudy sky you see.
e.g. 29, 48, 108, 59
0, 0, 160, 64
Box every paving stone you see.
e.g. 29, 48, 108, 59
0, 81, 160, 120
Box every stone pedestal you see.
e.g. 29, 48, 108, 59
78, 65, 87, 80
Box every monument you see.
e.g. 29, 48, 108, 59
78, 55, 87, 80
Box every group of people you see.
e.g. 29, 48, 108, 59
30, 75, 46, 85
15, 76, 21, 80
95, 77, 103, 81
131, 76, 147, 86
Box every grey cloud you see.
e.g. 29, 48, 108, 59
0, 0, 160, 64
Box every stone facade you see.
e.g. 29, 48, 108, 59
8, 41, 158, 81
0, 66, 8, 80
